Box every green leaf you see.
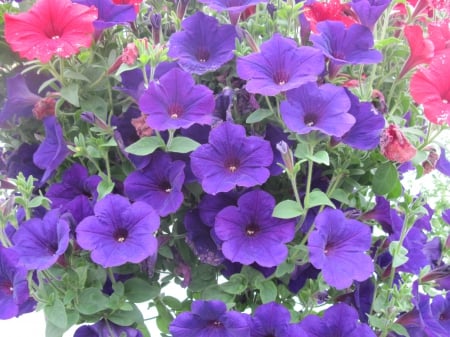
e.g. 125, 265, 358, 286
246, 109, 274, 124
275, 261, 295, 278
77, 288, 109, 315
60, 83, 80, 107
389, 241, 409, 268
97, 175, 114, 200
306, 150, 330, 165
373, 162, 399, 195
220, 274, 248, 294
155, 301, 174, 334
272, 200, 303, 219
63, 69, 90, 82
44, 298, 67, 329
124, 278, 161, 303
307, 189, 335, 209
45, 322, 66, 337
375, 36, 401, 49
255, 280, 277, 303
167, 136, 200, 153
162, 296, 182, 310
390, 323, 410, 337
108, 304, 144, 326
125, 136, 164, 156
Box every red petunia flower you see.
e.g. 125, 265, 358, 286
398, 25, 434, 79
112, 0, 142, 13
410, 49, 450, 125
4, 0, 98, 63
428, 21, 450, 55
303, 0, 359, 32
380, 124, 417, 163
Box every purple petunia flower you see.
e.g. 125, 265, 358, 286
308, 208, 374, 289
33, 116, 71, 184
237, 33, 324, 96
214, 190, 295, 267
0, 247, 36, 319
197, 0, 267, 25
199, 191, 240, 227
76, 194, 160, 268
436, 147, 450, 176
169, 299, 251, 337
73, 0, 136, 33
168, 12, 237, 75
124, 151, 186, 217
311, 21, 382, 78
351, 0, 391, 31
431, 293, 450, 331
46, 163, 101, 223
74, 319, 143, 337
280, 82, 355, 137
5, 143, 45, 183
250, 302, 306, 337
139, 68, 215, 131
12, 209, 70, 270
190, 122, 273, 195
299, 302, 376, 337
334, 88, 385, 150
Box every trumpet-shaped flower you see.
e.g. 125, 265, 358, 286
4, 0, 98, 63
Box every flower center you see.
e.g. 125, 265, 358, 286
273, 70, 289, 86
224, 158, 240, 173
443, 99, 448, 104
0, 280, 14, 295
114, 228, 129, 243
196, 47, 210, 63
210, 320, 223, 327
304, 114, 317, 127
160, 180, 172, 193
245, 224, 259, 236
52, 35, 60, 40
168, 103, 183, 119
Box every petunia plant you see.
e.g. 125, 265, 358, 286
0, 0, 450, 337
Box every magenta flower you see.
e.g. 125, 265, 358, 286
308, 208, 374, 289
214, 190, 295, 267
139, 68, 215, 131
190, 122, 273, 195
237, 33, 324, 96
168, 11, 237, 75
280, 82, 355, 137
76, 194, 160, 267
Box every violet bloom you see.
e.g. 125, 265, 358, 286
124, 151, 185, 217
5, 143, 44, 183
33, 116, 71, 184
12, 209, 70, 270
199, 191, 240, 227
334, 88, 385, 150
139, 68, 215, 131
437, 147, 450, 176
168, 12, 237, 75
237, 33, 324, 96
197, 0, 267, 25
73, 0, 136, 33
169, 299, 251, 337
46, 164, 101, 223
308, 208, 374, 289
74, 319, 143, 337
300, 303, 376, 337
0, 247, 35, 319
311, 21, 382, 78
250, 302, 306, 337
351, 0, 391, 31
280, 82, 355, 137
214, 190, 295, 267
76, 194, 160, 268
190, 122, 273, 195
431, 293, 450, 331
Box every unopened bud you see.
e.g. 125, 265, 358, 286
32, 97, 56, 120
422, 147, 439, 174
276, 140, 294, 173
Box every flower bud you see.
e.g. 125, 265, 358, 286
276, 140, 294, 173
380, 124, 417, 163
32, 97, 56, 120
422, 147, 439, 174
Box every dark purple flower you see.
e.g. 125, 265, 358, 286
74, 319, 143, 337
351, 0, 391, 31
311, 21, 382, 78
46, 164, 101, 223
431, 293, 450, 331
436, 147, 450, 176
264, 124, 294, 176
308, 208, 374, 289
280, 82, 355, 137
168, 12, 237, 75
76, 194, 160, 267
169, 299, 251, 337
191, 122, 273, 194
0, 247, 35, 319
299, 302, 376, 337
139, 68, 215, 130
124, 151, 185, 217
5, 143, 44, 182
334, 88, 385, 150
73, 0, 136, 33
335, 278, 375, 323
360, 196, 393, 233
288, 263, 321, 293
214, 190, 295, 267
12, 209, 70, 270
197, 0, 267, 25
237, 33, 324, 96
250, 302, 306, 337
443, 209, 450, 225
33, 116, 71, 184
199, 191, 240, 227
184, 209, 224, 266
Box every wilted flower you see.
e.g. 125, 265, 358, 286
379, 124, 417, 163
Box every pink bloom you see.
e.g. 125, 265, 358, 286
380, 124, 417, 163
112, 0, 142, 13
428, 21, 450, 55
4, 0, 98, 63
304, 0, 359, 32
